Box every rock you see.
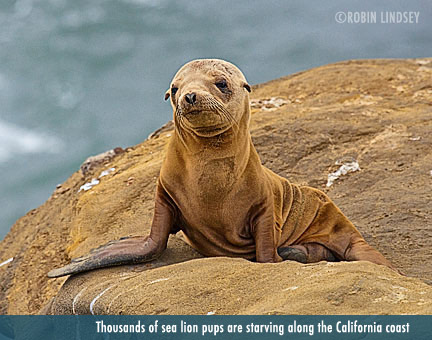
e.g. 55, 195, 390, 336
0, 59, 431, 315
50, 258, 431, 315
80, 147, 124, 176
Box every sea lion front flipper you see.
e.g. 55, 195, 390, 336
48, 180, 178, 278
47, 236, 160, 278
251, 203, 283, 263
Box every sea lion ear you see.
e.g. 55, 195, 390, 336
243, 83, 251, 93
164, 90, 170, 101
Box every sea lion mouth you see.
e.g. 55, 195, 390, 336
182, 108, 215, 116
183, 109, 222, 123
178, 108, 229, 136
194, 125, 225, 132
176, 104, 238, 138
183, 109, 204, 116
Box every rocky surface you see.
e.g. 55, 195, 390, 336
0, 58, 431, 315
51, 259, 431, 315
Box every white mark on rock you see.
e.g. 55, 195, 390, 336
409, 136, 421, 141
429, 170, 432, 177
0, 257, 13, 268
148, 278, 169, 285
378, 276, 390, 281
98, 167, 115, 178
207, 311, 216, 315
417, 299, 426, 306
373, 285, 408, 304
90, 285, 115, 315
250, 97, 290, 111
326, 160, 360, 187
72, 286, 88, 315
416, 59, 431, 65
283, 286, 299, 291
78, 178, 100, 192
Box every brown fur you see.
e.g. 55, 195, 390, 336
48, 59, 395, 278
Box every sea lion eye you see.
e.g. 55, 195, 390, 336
171, 87, 178, 96
215, 80, 228, 91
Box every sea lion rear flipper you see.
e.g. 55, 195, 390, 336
47, 236, 161, 278
278, 244, 337, 263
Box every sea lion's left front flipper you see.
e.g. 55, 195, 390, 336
252, 201, 283, 263
48, 180, 178, 278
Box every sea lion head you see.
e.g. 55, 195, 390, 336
165, 59, 251, 138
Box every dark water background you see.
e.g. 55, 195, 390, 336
0, 0, 431, 239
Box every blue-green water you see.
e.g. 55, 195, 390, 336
0, 0, 431, 240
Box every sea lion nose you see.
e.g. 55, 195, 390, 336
185, 92, 197, 105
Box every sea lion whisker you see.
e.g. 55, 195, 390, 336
221, 106, 239, 129
205, 97, 239, 129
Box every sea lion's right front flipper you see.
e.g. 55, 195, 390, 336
47, 236, 160, 278
48, 180, 178, 278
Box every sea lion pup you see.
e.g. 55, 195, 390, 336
48, 59, 395, 278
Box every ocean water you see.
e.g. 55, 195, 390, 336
0, 0, 431, 239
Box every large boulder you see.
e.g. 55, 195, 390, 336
1, 59, 431, 314
50, 259, 432, 315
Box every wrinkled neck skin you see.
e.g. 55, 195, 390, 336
162, 99, 257, 195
